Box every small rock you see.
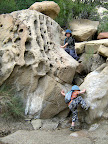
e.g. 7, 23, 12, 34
0, 130, 11, 137
97, 32, 108, 40
89, 123, 99, 131
102, 112, 108, 120
70, 132, 78, 137
75, 42, 85, 54
60, 119, 70, 129
98, 45, 108, 58
41, 120, 58, 130
31, 119, 42, 130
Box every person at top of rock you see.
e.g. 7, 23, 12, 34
61, 85, 89, 132
61, 29, 79, 61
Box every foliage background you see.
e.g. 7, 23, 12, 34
0, 0, 108, 32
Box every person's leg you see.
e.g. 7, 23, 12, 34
69, 97, 88, 131
72, 109, 78, 125
65, 48, 79, 60
77, 96, 89, 110
70, 49, 79, 60
65, 48, 70, 54
72, 121, 75, 126
70, 109, 78, 131
69, 49, 75, 57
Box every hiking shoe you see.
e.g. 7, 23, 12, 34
78, 60, 82, 63
85, 106, 90, 110
70, 126, 75, 131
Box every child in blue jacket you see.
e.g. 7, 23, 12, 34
61, 85, 89, 131
61, 29, 79, 61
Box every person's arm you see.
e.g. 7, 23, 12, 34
79, 89, 86, 94
61, 90, 65, 96
61, 43, 68, 48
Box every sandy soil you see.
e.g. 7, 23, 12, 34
0, 119, 108, 144
0, 117, 33, 137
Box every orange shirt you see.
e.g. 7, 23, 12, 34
68, 91, 80, 106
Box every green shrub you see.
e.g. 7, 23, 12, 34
0, 0, 42, 14
0, 0, 17, 14
101, 2, 108, 10
15, 0, 41, 11
55, 0, 100, 28
55, 0, 73, 28
0, 85, 24, 120
98, 16, 108, 33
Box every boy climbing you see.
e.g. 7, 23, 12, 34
61, 29, 79, 61
61, 85, 89, 131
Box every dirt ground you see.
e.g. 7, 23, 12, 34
0, 117, 33, 137
0, 118, 108, 144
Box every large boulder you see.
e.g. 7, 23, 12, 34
69, 19, 99, 42
0, 10, 78, 118
29, 1, 60, 19
80, 64, 108, 124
